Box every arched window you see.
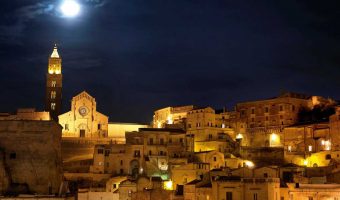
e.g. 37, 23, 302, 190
51, 91, 56, 99
326, 154, 332, 160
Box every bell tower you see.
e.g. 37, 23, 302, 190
45, 44, 63, 121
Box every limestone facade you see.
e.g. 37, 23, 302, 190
90, 128, 187, 179
0, 120, 63, 194
0, 108, 50, 121
152, 105, 194, 128
59, 91, 109, 138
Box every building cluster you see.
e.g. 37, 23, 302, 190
1, 46, 340, 200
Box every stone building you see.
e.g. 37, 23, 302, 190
0, 120, 63, 195
108, 122, 148, 143
152, 105, 194, 128
212, 170, 281, 200
230, 92, 313, 147
59, 91, 109, 138
0, 108, 50, 121
283, 122, 331, 166
186, 107, 237, 153
90, 128, 187, 180
330, 106, 340, 151
283, 183, 340, 200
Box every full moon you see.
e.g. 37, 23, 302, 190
60, 0, 80, 17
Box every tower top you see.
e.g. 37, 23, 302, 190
50, 44, 60, 58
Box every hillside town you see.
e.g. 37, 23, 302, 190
1, 47, 340, 200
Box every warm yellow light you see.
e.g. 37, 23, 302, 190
308, 145, 312, 152
270, 133, 278, 141
167, 115, 173, 124
244, 160, 254, 168
236, 133, 243, 139
322, 140, 331, 150
288, 146, 292, 152
48, 70, 54, 74
270, 133, 280, 147
303, 159, 308, 166
164, 180, 173, 190
157, 121, 162, 128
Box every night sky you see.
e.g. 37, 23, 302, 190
0, 0, 340, 123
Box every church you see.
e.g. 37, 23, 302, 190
58, 91, 109, 138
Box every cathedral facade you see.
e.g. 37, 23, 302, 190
59, 91, 109, 138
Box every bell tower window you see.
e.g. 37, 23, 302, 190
51, 103, 56, 110
51, 81, 56, 87
51, 91, 56, 99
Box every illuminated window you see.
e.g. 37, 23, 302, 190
308, 145, 312, 152
51, 103, 56, 110
288, 146, 292, 152
51, 91, 56, 99
222, 123, 225, 128
51, 81, 56, 87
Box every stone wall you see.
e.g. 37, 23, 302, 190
0, 120, 63, 195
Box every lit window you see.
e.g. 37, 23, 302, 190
51, 81, 56, 87
51, 103, 56, 110
288, 146, 292, 152
308, 145, 312, 152
51, 91, 56, 99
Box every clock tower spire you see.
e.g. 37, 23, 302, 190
45, 44, 63, 121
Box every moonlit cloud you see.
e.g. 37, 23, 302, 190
0, 0, 106, 45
